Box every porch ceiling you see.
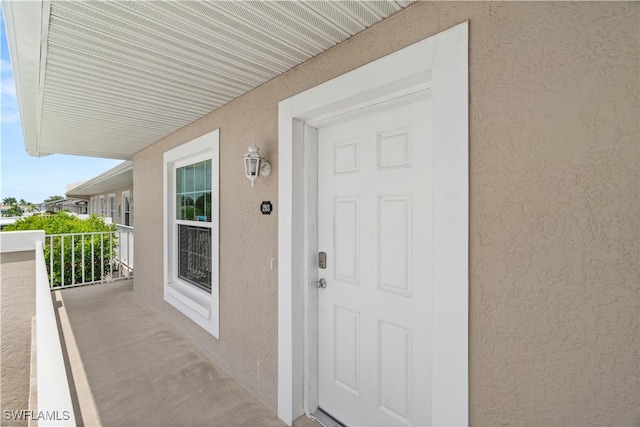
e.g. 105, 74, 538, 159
3, 0, 412, 160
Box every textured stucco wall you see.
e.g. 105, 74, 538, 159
0, 251, 36, 426
132, 2, 639, 424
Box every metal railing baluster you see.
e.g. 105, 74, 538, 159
100, 233, 104, 280
61, 235, 65, 287
91, 235, 95, 282
71, 235, 75, 285
49, 236, 53, 288
82, 234, 85, 283
109, 232, 113, 280
127, 230, 130, 277
118, 230, 122, 276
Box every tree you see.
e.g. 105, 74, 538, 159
44, 195, 64, 203
3, 213, 118, 287
2, 197, 17, 205
24, 203, 39, 213
3, 205, 23, 217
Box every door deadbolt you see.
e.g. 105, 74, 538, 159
319, 252, 327, 269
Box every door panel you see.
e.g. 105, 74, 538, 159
333, 305, 360, 395
317, 93, 432, 426
334, 197, 359, 283
378, 320, 411, 422
378, 195, 412, 296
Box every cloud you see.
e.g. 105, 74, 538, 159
1, 58, 11, 73
1, 70, 19, 123
0, 109, 20, 123
1, 25, 20, 123
1, 88, 20, 123
2, 76, 16, 100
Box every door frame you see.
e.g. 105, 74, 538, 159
278, 22, 469, 426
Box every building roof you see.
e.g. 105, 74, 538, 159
66, 161, 133, 197
2, 0, 411, 159
40, 198, 87, 208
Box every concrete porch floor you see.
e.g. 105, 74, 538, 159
53, 280, 320, 427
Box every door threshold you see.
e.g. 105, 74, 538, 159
311, 409, 345, 427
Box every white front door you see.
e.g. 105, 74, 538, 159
316, 92, 433, 426
122, 191, 131, 226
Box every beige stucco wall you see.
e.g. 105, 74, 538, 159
132, 2, 639, 424
0, 251, 36, 426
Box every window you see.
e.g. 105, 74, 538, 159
175, 160, 212, 292
163, 129, 219, 338
98, 196, 105, 217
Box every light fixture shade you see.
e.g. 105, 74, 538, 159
243, 144, 270, 187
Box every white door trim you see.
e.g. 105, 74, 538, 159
278, 22, 469, 426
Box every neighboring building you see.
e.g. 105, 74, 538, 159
65, 161, 133, 227
1, 204, 39, 228
3, 2, 638, 426
36, 181, 90, 215
1, 203, 38, 216
39, 198, 88, 214
0, 206, 19, 230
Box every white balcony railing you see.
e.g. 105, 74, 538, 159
45, 226, 133, 288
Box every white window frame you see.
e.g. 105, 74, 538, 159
163, 129, 220, 338
98, 195, 105, 217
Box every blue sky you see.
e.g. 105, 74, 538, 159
0, 7, 121, 204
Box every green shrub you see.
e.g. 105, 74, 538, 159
3, 213, 118, 287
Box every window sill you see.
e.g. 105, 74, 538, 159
164, 280, 217, 337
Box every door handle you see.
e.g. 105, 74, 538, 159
314, 278, 327, 289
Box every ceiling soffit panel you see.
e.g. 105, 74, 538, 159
14, 1, 412, 159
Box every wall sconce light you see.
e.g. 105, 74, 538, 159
243, 143, 271, 187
